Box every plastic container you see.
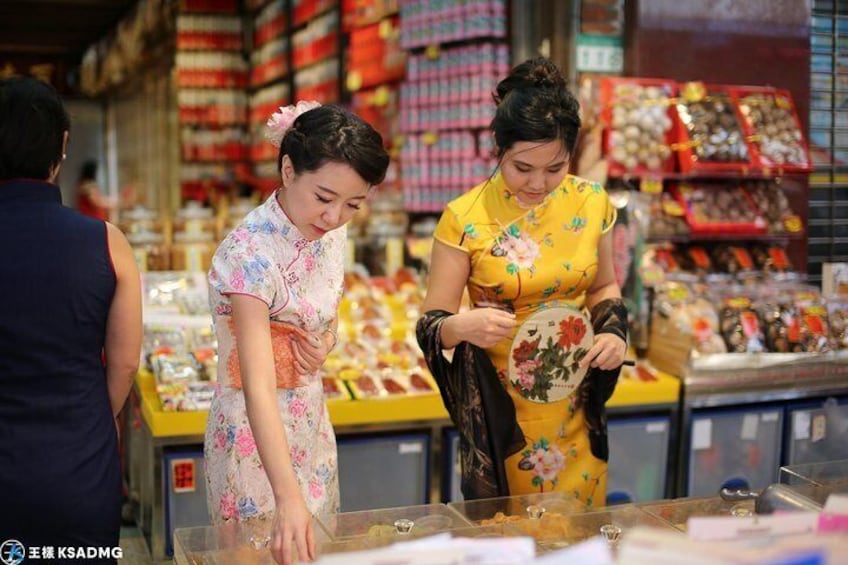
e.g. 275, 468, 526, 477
317, 503, 471, 543
639, 496, 755, 532
447, 492, 586, 525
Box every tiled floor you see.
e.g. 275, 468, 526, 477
119, 526, 170, 564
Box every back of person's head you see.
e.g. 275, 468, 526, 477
278, 105, 389, 186
80, 159, 98, 182
491, 57, 581, 160
0, 77, 70, 181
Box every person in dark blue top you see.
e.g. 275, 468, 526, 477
0, 77, 142, 563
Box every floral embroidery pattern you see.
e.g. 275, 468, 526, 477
518, 437, 566, 491
510, 315, 590, 402
492, 224, 541, 275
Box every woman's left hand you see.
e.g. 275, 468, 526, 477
290, 331, 332, 375
580, 333, 627, 371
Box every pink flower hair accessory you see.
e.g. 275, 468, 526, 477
265, 100, 322, 147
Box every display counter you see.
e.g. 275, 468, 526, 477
130, 367, 681, 559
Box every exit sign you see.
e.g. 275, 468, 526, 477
576, 34, 624, 73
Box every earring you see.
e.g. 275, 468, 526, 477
62, 153, 67, 160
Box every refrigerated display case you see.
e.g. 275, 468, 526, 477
785, 396, 848, 466
336, 432, 431, 511
606, 415, 672, 504
685, 406, 783, 497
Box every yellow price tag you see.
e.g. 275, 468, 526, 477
422, 131, 439, 145
372, 85, 390, 107
682, 81, 706, 103
346, 71, 362, 92
775, 94, 791, 109
639, 177, 663, 194
379, 19, 393, 39
425, 44, 440, 60
662, 198, 686, 217
784, 215, 803, 233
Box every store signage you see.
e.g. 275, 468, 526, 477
576, 34, 623, 73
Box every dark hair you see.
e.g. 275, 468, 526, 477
491, 57, 581, 160
80, 159, 98, 181
278, 104, 389, 186
0, 77, 70, 181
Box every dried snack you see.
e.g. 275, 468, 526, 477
826, 295, 848, 349
745, 181, 802, 234
606, 81, 674, 172
719, 296, 767, 353
712, 245, 757, 274
739, 92, 808, 168
677, 86, 750, 165
751, 244, 794, 273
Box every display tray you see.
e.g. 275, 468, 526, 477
447, 492, 586, 525
173, 518, 329, 565
318, 503, 472, 544
638, 496, 756, 532
503, 503, 677, 552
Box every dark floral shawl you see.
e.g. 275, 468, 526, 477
416, 299, 627, 498
416, 310, 525, 499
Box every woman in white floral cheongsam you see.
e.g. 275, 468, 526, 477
205, 102, 388, 565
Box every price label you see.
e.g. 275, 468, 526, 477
422, 131, 439, 145
640, 177, 663, 194
425, 44, 440, 60
379, 19, 393, 39
346, 71, 362, 92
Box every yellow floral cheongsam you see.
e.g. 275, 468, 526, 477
433, 172, 617, 508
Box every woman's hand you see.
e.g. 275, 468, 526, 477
270, 493, 315, 565
290, 330, 333, 375
444, 307, 517, 349
580, 333, 627, 371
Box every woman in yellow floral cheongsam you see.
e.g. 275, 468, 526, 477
418, 58, 628, 508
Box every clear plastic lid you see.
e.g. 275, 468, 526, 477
317, 503, 471, 541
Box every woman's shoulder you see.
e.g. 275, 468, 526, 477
561, 173, 606, 194
444, 176, 497, 218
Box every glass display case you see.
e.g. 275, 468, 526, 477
504, 504, 676, 553
638, 496, 755, 532
173, 518, 330, 565
447, 492, 586, 525
317, 503, 472, 551
779, 458, 848, 504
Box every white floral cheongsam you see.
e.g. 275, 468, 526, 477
205, 191, 344, 524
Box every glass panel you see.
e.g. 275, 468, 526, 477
812, 53, 835, 73
812, 34, 835, 51
811, 73, 834, 90
811, 91, 833, 109
812, 15, 834, 33
811, 110, 834, 128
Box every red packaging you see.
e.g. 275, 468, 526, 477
600, 77, 679, 177
732, 86, 813, 174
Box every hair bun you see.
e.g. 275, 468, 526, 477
527, 59, 566, 90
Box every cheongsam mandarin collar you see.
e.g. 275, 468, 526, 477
0, 179, 63, 205
269, 188, 311, 245
488, 172, 555, 216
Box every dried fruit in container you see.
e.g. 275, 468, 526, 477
735, 87, 812, 173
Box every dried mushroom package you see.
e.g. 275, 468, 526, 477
655, 282, 726, 355
675, 82, 752, 171
826, 294, 848, 349
718, 293, 767, 353
602, 78, 676, 175
673, 183, 766, 236
737, 88, 812, 172
745, 181, 804, 234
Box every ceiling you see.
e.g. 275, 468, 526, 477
0, 0, 138, 60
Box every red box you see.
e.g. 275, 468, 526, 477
731, 86, 813, 174
600, 77, 679, 177
670, 182, 767, 236
674, 83, 761, 174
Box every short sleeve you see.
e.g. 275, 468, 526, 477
208, 234, 277, 308
432, 207, 470, 254
599, 188, 617, 235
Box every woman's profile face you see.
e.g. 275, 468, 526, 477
278, 157, 371, 240
500, 140, 569, 207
